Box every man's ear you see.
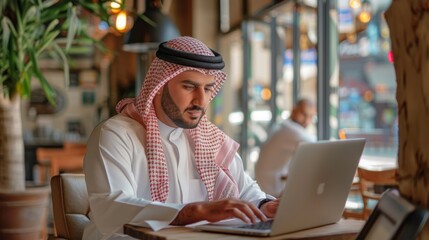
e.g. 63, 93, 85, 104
153, 90, 162, 105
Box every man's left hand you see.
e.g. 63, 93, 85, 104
260, 199, 279, 218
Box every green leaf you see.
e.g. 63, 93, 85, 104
52, 42, 70, 89
65, 6, 79, 51
1, 18, 11, 53
43, 19, 59, 37
41, 0, 58, 9
36, 29, 60, 55
23, 5, 37, 25
73, 0, 100, 17
1, 0, 113, 100
19, 68, 32, 98
29, 48, 56, 105
0, 0, 9, 19
3, 18, 17, 37
40, 1, 69, 23
0, 62, 9, 84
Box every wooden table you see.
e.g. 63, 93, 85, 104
358, 155, 397, 171
124, 219, 364, 240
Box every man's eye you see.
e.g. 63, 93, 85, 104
205, 87, 214, 92
183, 85, 194, 90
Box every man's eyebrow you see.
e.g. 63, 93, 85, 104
181, 80, 198, 85
181, 79, 216, 87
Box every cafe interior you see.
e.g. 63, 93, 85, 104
1, 0, 427, 239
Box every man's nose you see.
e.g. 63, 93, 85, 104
192, 88, 208, 106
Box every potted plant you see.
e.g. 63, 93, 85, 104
0, 0, 116, 238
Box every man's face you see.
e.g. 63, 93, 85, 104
154, 71, 216, 129
297, 104, 316, 128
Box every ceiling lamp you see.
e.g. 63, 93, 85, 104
123, 0, 180, 53
110, 0, 122, 14
358, 1, 372, 24
349, 0, 361, 9
114, 10, 134, 33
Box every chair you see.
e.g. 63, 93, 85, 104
356, 189, 429, 240
343, 173, 365, 219
50, 174, 90, 240
358, 167, 398, 219
36, 145, 87, 184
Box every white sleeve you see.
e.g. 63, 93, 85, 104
228, 153, 275, 206
83, 121, 183, 238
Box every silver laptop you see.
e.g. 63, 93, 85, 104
196, 138, 366, 236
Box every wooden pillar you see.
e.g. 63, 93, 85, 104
385, 1, 429, 238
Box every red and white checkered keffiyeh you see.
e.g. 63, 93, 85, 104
116, 36, 239, 202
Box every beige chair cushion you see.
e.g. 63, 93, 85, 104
51, 173, 90, 240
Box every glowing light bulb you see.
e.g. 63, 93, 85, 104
261, 88, 272, 101
358, 2, 372, 24
115, 11, 128, 32
358, 10, 371, 23
110, 0, 122, 14
349, 0, 361, 9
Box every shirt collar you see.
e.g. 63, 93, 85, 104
158, 120, 184, 142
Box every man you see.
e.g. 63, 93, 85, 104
83, 36, 278, 239
255, 98, 316, 198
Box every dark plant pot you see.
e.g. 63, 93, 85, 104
0, 186, 50, 240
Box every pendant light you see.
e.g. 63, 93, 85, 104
123, 0, 180, 53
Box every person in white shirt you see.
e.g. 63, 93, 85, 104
255, 98, 316, 198
83, 36, 279, 239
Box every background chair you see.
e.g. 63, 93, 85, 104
356, 189, 429, 240
358, 167, 398, 219
36, 144, 86, 184
50, 173, 90, 240
343, 172, 365, 219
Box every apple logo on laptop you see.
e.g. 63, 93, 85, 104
317, 182, 326, 195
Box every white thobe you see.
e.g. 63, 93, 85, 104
255, 119, 316, 198
82, 114, 269, 239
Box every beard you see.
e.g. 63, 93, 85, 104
161, 85, 205, 129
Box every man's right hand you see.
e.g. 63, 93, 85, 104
170, 198, 268, 226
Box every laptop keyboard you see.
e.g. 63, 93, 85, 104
238, 219, 274, 230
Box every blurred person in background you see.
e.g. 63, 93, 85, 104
255, 98, 316, 198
